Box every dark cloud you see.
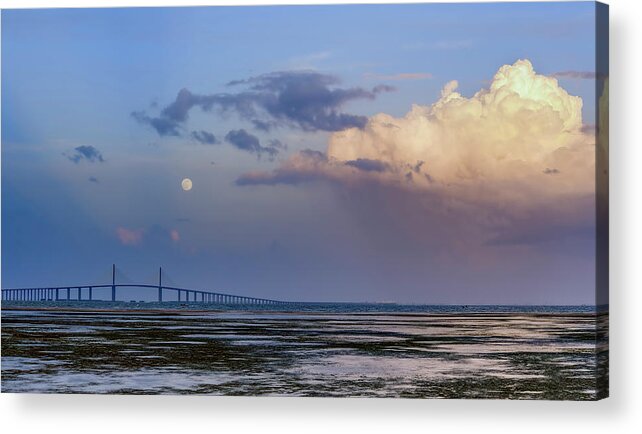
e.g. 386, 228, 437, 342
132, 71, 395, 136
251, 119, 275, 131
131, 110, 181, 136
543, 168, 560, 175
345, 158, 389, 172
191, 130, 218, 145
224, 129, 280, 159
299, 149, 328, 162
372, 84, 396, 93
66, 145, 105, 164
267, 139, 287, 151
88, 176, 99, 183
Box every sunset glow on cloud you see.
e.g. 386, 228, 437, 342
116, 227, 144, 246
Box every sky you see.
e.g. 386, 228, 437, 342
1, 2, 605, 304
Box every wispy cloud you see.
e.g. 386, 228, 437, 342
190, 130, 218, 145
550, 70, 599, 80
65, 145, 105, 164
345, 158, 390, 172
225, 129, 281, 159
115, 227, 144, 246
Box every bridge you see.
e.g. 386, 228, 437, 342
1, 264, 286, 305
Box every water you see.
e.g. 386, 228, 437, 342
1, 302, 608, 399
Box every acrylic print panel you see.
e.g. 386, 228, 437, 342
1, 2, 608, 400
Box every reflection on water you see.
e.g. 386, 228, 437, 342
1, 304, 608, 399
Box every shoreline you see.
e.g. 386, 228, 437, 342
0, 304, 606, 317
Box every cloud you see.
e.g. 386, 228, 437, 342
66, 145, 105, 164
170, 229, 180, 242
191, 130, 218, 145
551, 71, 598, 80
224, 129, 280, 159
236, 150, 328, 186
131, 110, 181, 136
236, 60, 595, 246
364, 72, 433, 81
132, 71, 395, 136
345, 158, 389, 172
268, 139, 287, 151
115, 227, 144, 246
88, 176, 99, 183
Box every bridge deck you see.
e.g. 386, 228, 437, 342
1, 284, 285, 305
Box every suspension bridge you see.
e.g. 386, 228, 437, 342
1, 264, 287, 305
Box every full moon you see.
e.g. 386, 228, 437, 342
181, 178, 193, 191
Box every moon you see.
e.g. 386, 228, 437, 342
181, 178, 193, 191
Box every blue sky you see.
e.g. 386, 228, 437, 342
1, 3, 602, 304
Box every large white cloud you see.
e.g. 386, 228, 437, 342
329, 59, 591, 197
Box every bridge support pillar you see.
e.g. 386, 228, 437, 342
89, 287, 93, 301
78, 287, 82, 301
67, 287, 70, 300
56, 288, 59, 301
111, 264, 116, 302
158, 267, 163, 303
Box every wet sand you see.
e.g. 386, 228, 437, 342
1, 306, 608, 399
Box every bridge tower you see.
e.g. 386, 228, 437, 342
111, 264, 116, 302
158, 267, 163, 302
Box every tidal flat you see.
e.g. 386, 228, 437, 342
1, 305, 608, 399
